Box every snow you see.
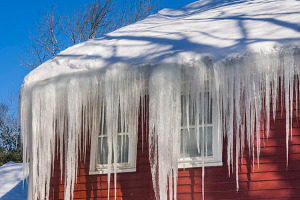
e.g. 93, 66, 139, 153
0, 162, 27, 200
23, 0, 300, 86
19, 1, 300, 200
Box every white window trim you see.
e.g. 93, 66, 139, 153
90, 131, 137, 175
178, 92, 223, 169
178, 127, 223, 168
178, 129, 223, 169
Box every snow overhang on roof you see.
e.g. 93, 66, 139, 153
24, 0, 300, 87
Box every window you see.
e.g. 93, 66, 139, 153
178, 86, 222, 168
91, 108, 137, 174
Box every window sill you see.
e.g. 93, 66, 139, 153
178, 160, 223, 169
89, 167, 136, 175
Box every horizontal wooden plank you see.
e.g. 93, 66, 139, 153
54, 187, 154, 199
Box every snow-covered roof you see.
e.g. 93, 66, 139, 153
24, 0, 300, 86
0, 162, 27, 200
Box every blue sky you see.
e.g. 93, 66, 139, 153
0, 0, 196, 107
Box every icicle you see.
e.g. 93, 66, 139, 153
234, 68, 241, 191
149, 64, 181, 200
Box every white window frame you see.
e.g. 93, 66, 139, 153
178, 83, 222, 169
90, 109, 137, 175
178, 123, 222, 168
90, 131, 137, 175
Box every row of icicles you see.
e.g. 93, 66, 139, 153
20, 48, 300, 200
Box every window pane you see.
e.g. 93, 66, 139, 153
98, 135, 129, 165
99, 109, 107, 136
99, 106, 127, 135
117, 135, 129, 163
181, 93, 212, 126
181, 95, 195, 126
199, 92, 212, 124
180, 127, 213, 159
98, 137, 108, 165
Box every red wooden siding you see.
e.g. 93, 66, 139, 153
50, 100, 300, 200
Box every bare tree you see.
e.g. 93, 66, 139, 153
0, 98, 21, 166
62, 0, 114, 45
22, 0, 159, 69
22, 9, 62, 69
130, 0, 159, 23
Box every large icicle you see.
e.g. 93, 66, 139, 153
149, 64, 181, 200
102, 66, 146, 199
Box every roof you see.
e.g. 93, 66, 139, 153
24, 0, 300, 86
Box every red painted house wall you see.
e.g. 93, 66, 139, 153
50, 99, 300, 200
